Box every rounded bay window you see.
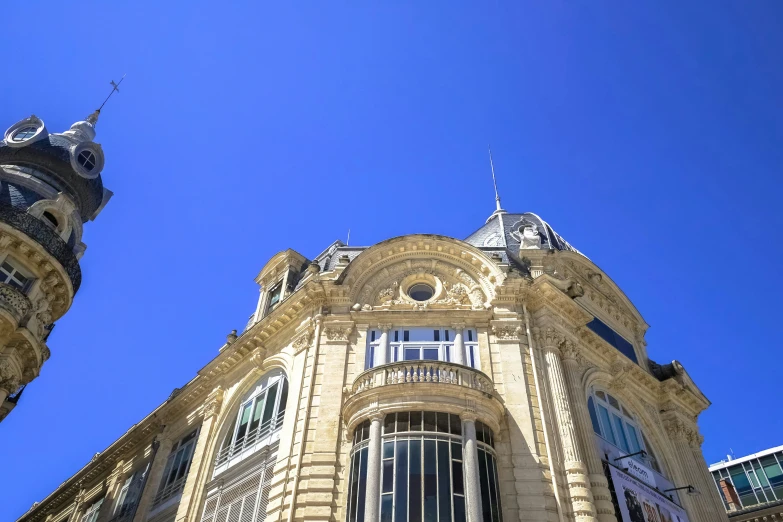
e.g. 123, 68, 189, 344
347, 411, 502, 522
214, 370, 289, 474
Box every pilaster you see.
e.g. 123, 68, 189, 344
132, 435, 170, 522
560, 341, 615, 522
173, 386, 224, 522
534, 326, 597, 522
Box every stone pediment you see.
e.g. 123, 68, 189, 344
338, 235, 505, 312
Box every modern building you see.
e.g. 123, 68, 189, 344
0, 112, 112, 421
709, 446, 783, 521
16, 200, 729, 522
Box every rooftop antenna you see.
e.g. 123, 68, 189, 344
346, 229, 350, 246
87, 74, 126, 124
489, 146, 503, 212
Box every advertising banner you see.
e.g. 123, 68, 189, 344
608, 465, 690, 522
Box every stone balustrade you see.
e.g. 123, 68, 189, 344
0, 282, 32, 323
351, 360, 496, 396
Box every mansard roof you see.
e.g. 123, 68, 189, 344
464, 211, 582, 255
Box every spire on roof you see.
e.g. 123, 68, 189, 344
487, 146, 507, 221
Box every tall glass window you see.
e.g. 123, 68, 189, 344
345, 412, 501, 522
365, 327, 480, 370
215, 371, 288, 472
587, 388, 661, 474
153, 430, 198, 507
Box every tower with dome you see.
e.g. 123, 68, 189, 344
0, 111, 113, 421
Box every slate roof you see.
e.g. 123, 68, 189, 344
464, 211, 582, 255
0, 135, 105, 220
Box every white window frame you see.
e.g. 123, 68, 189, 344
153, 429, 199, 508
365, 327, 481, 370
0, 254, 35, 293
214, 371, 288, 476
80, 498, 104, 522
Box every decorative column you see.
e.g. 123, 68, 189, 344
534, 327, 597, 522
689, 436, 730, 522
132, 433, 173, 522
461, 412, 484, 522
174, 386, 225, 522
452, 323, 466, 366
376, 324, 391, 366
561, 341, 615, 522
663, 416, 728, 522
363, 413, 384, 522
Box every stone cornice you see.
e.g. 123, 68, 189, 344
525, 275, 593, 329
20, 279, 329, 521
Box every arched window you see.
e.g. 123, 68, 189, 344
587, 388, 662, 474
215, 371, 288, 473
346, 411, 502, 522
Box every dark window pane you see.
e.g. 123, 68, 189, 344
454, 496, 466, 522
409, 440, 422, 522
424, 412, 437, 432
381, 495, 394, 522
437, 440, 452, 522
385, 414, 397, 434
450, 415, 462, 437
487, 452, 500, 522
434, 330, 440, 342
410, 411, 422, 431
261, 383, 279, 425
423, 349, 438, 361
357, 448, 368, 522
445, 330, 450, 342
371, 331, 376, 342
478, 450, 492, 522
423, 440, 438, 522
586, 318, 637, 363
404, 331, 410, 342
396, 441, 408, 522
405, 348, 420, 361
452, 460, 464, 495
348, 450, 361, 522
436, 413, 450, 433
467, 330, 473, 342
395, 331, 399, 342
383, 460, 395, 493
278, 379, 289, 419
384, 441, 395, 459
452, 441, 462, 461
398, 412, 410, 432
587, 397, 601, 435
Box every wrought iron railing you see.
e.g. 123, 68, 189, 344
214, 410, 285, 468
0, 204, 81, 291
351, 361, 496, 396
151, 475, 187, 509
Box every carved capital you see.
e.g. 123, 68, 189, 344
663, 417, 699, 446
203, 386, 224, 420
292, 331, 312, 352
451, 322, 466, 331
324, 321, 354, 342
377, 323, 393, 332
491, 319, 524, 341
532, 326, 564, 350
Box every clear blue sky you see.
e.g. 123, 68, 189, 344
2, 2, 782, 519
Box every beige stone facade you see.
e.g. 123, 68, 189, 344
16, 226, 728, 522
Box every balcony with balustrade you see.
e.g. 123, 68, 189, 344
343, 360, 504, 430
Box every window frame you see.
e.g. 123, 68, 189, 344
0, 254, 35, 293
365, 327, 481, 370
215, 371, 289, 474
80, 497, 104, 522
588, 387, 660, 473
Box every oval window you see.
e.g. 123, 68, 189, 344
408, 283, 434, 302
11, 126, 38, 142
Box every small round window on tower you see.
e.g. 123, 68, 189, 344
408, 283, 434, 302
11, 126, 38, 142
77, 150, 96, 171
42, 211, 59, 229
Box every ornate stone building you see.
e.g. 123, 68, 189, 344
0, 112, 112, 420
16, 207, 728, 522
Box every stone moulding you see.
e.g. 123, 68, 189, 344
0, 204, 81, 292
